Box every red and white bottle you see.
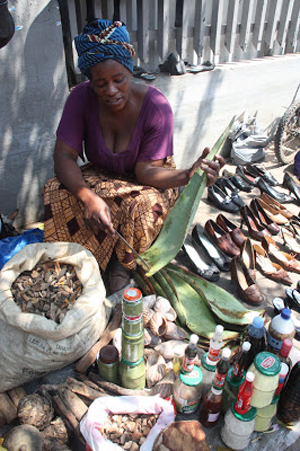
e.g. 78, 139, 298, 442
212, 347, 231, 390
182, 334, 199, 373
206, 325, 224, 365
234, 371, 255, 414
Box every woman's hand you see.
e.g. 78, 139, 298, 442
188, 147, 225, 186
83, 191, 115, 235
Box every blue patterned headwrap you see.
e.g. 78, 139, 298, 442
74, 19, 135, 77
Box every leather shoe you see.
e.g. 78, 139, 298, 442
241, 238, 256, 281
249, 198, 280, 235
240, 205, 272, 241
215, 178, 244, 207
262, 235, 300, 274
226, 174, 253, 192
207, 185, 240, 213
230, 256, 265, 306
253, 243, 292, 285
285, 288, 300, 313
245, 163, 280, 186
192, 224, 231, 272
282, 172, 300, 202
182, 237, 220, 282
216, 213, 246, 249
236, 165, 257, 187
260, 193, 293, 219
256, 177, 293, 204
205, 219, 240, 257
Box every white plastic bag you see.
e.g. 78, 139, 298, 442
0, 242, 111, 391
80, 396, 176, 451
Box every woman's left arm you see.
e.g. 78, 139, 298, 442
135, 148, 224, 189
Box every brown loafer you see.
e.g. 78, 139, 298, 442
205, 219, 240, 257
230, 256, 265, 306
216, 213, 246, 249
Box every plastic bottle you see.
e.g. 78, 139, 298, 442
277, 361, 300, 425
206, 325, 224, 365
278, 337, 293, 374
213, 347, 231, 390
199, 387, 223, 428
273, 362, 289, 402
232, 341, 251, 380
267, 308, 295, 353
243, 316, 266, 369
234, 371, 255, 414
182, 334, 199, 373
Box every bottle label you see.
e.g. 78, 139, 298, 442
174, 394, 201, 413
235, 396, 251, 414
213, 371, 226, 389
267, 332, 283, 352
207, 412, 220, 422
207, 347, 220, 363
182, 356, 195, 372
232, 362, 241, 377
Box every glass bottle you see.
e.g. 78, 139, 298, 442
212, 347, 231, 390
243, 316, 266, 369
206, 325, 224, 365
277, 361, 300, 425
234, 371, 255, 414
199, 387, 223, 428
173, 366, 203, 414
232, 341, 251, 380
182, 334, 199, 373
97, 345, 119, 383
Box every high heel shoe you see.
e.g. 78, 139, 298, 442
249, 198, 280, 235
205, 219, 240, 257
281, 226, 300, 254
262, 235, 300, 274
256, 177, 293, 204
282, 172, 300, 202
207, 185, 240, 213
240, 238, 256, 281
245, 163, 280, 186
236, 165, 257, 186
222, 169, 253, 192
240, 205, 272, 241
253, 243, 292, 285
230, 256, 265, 306
257, 198, 288, 225
290, 220, 300, 238
260, 193, 293, 219
216, 213, 246, 249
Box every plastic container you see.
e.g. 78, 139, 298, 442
119, 356, 145, 390
267, 308, 295, 353
200, 352, 216, 398
206, 325, 224, 365
234, 371, 255, 414
213, 347, 231, 390
248, 352, 281, 408
199, 387, 223, 428
173, 366, 203, 414
122, 287, 143, 318
277, 361, 300, 425
182, 334, 199, 373
254, 400, 277, 432
243, 316, 266, 369
221, 402, 257, 450
97, 345, 119, 383
222, 367, 245, 413
121, 330, 144, 363
122, 314, 143, 336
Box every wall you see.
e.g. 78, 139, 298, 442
0, 1, 300, 227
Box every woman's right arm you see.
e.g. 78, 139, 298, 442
54, 139, 115, 234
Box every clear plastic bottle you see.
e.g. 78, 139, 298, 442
243, 316, 266, 369
199, 387, 223, 428
213, 347, 231, 390
234, 371, 255, 414
182, 334, 199, 373
206, 325, 224, 365
267, 308, 295, 353
277, 361, 300, 425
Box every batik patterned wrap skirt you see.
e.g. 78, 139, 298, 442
43, 158, 178, 272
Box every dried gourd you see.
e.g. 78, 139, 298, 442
17, 393, 54, 431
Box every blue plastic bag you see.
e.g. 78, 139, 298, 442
0, 228, 44, 269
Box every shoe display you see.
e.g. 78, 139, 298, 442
260, 193, 294, 219
182, 236, 220, 282
192, 223, 231, 272
230, 256, 265, 306
256, 177, 293, 204
253, 243, 293, 285
215, 178, 244, 207
240, 205, 272, 241
216, 213, 246, 249
249, 198, 280, 235
281, 226, 300, 254
240, 238, 256, 281
205, 219, 240, 257
245, 163, 280, 186
262, 235, 300, 274
282, 172, 300, 202
257, 198, 288, 225
207, 185, 240, 213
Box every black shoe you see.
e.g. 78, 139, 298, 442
282, 172, 300, 202
246, 164, 280, 186
207, 185, 240, 213
285, 288, 300, 313
182, 237, 220, 282
272, 297, 287, 315
256, 177, 293, 204
236, 165, 258, 187
192, 223, 231, 272
215, 178, 244, 207
228, 175, 253, 193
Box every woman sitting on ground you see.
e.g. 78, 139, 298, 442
43, 19, 224, 294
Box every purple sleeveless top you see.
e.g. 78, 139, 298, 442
56, 82, 174, 176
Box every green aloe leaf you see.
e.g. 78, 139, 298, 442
140, 117, 235, 276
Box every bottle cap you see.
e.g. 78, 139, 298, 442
99, 345, 119, 364
123, 287, 142, 302
254, 352, 281, 376
215, 325, 224, 335
253, 316, 264, 328
280, 338, 293, 357
242, 341, 251, 352
280, 362, 289, 377
179, 366, 203, 386
281, 308, 292, 320
245, 371, 255, 383
221, 347, 231, 360
190, 334, 199, 345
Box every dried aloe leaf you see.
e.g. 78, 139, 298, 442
141, 117, 235, 276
